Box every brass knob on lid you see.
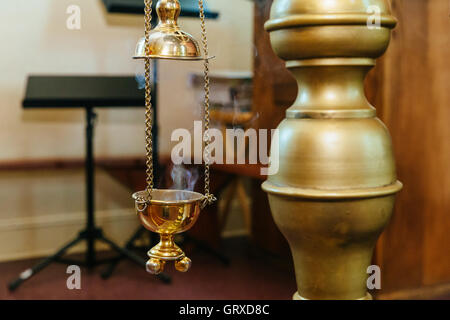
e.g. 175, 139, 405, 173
156, 0, 181, 26
134, 0, 203, 60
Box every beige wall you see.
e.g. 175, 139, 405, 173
0, 0, 253, 160
0, 169, 140, 261
0, 0, 253, 261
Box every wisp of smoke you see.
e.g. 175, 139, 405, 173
170, 164, 199, 192
135, 73, 145, 90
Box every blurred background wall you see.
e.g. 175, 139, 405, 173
0, 0, 253, 261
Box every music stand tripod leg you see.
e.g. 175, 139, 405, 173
8, 235, 83, 291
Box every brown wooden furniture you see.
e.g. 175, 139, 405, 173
369, 0, 450, 299
210, 110, 256, 235
250, 0, 293, 256
252, 0, 450, 299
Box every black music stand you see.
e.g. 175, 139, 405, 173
102, 0, 219, 18
8, 76, 170, 291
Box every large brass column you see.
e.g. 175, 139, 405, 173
262, 0, 402, 300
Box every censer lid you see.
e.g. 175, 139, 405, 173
134, 0, 203, 60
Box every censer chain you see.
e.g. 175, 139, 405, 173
142, 0, 215, 206
199, 0, 216, 206
144, 0, 154, 197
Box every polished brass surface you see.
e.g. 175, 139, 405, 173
133, 189, 203, 274
262, 0, 402, 300
134, 0, 216, 274
134, 0, 202, 60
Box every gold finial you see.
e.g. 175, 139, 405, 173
262, 0, 402, 300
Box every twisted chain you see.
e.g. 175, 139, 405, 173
198, 0, 216, 206
144, 0, 154, 194
141, 0, 215, 205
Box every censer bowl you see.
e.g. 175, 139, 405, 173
132, 189, 204, 274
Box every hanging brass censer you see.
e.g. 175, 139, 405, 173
132, 0, 216, 274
